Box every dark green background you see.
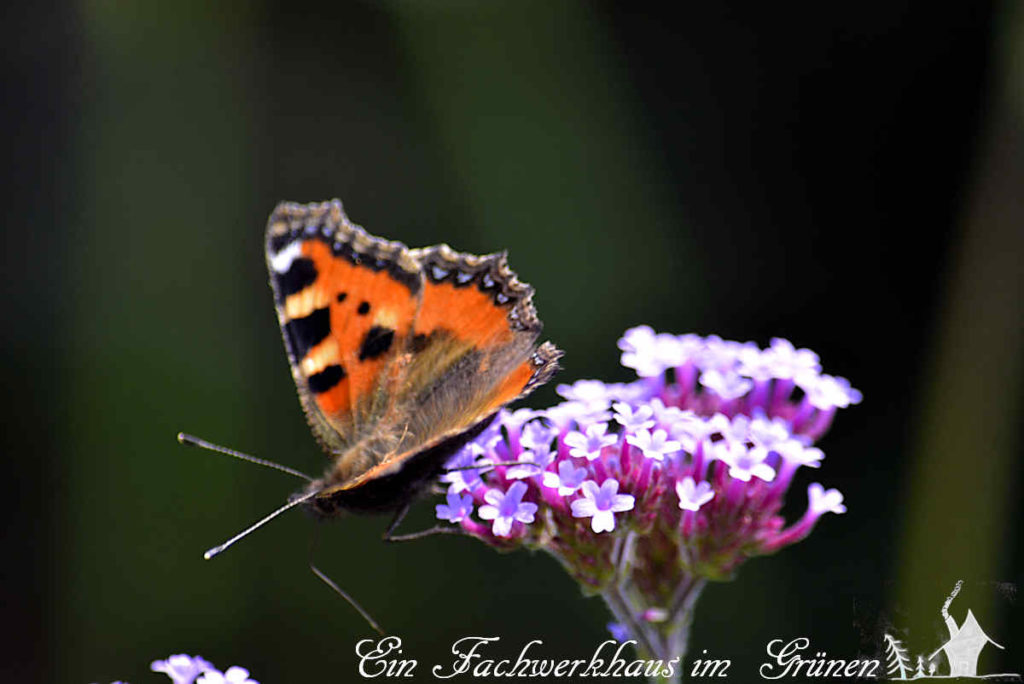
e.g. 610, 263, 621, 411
4, 2, 1022, 682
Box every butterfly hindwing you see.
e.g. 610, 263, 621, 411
389, 244, 560, 449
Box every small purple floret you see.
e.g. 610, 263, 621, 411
570, 479, 635, 533
564, 423, 618, 460
808, 482, 847, 515
801, 374, 863, 410
506, 442, 555, 479
713, 441, 775, 482
477, 481, 538, 537
197, 667, 259, 684
700, 369, 754, 400
607, 622, 631, 642
542, 460, 588, 495
625, 428, 681, 462
676, 477, 715, 511
151, 655, 215, 684
436, 489, 474, 523
613, 402, 656, 431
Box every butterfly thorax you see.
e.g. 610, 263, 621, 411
299, 413, 497, 517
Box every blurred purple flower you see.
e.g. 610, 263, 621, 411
197, 667, 259, 684
613, 402, 656, 431
607, 622, 631, 642
151, 655, 215, 684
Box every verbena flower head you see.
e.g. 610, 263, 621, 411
436, 327, 860, 670
147, 655, 258, 684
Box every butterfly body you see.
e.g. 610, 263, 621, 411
298, 415, 496, 516
265, 200, 561, 518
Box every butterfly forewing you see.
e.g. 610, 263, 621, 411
265, 199, 561, 504
266, 201, 422, 458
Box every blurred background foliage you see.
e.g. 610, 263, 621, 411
2, 1, 1021, 682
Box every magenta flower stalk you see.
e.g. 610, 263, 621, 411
436, 327, 860, 682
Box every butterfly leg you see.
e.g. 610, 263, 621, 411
382, 501, 464, 543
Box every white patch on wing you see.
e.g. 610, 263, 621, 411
301, 338, 339, 376
285, 287, 329, 320
270, 240, 303, 273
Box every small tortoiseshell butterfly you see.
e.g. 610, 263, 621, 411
263, 199, 561, 519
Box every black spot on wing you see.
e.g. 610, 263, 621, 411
336, 291, 347, 303
284, 306, 331, 361
307, 363, 346, 393
359, 326, 395, 361
276, 257, 318, 299
411, 333, 429, 353
357, 301, 370, 315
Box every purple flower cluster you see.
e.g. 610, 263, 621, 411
149, 655, 258, 684
435, 327, 859, 663
437, 327, 857, 572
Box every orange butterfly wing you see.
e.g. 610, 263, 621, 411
266, 200, 560, 505
266, 201, 422, 454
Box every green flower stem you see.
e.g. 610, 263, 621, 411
600, 529, 707, 684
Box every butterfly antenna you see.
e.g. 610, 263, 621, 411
177, 432, 313, 481
203, 489, 320, 560
310, 564, 385, 636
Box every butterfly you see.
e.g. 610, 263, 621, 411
262, 199, 561, 521
177, 199, 561, 630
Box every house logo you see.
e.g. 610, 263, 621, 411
884, 581, 1019, 680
